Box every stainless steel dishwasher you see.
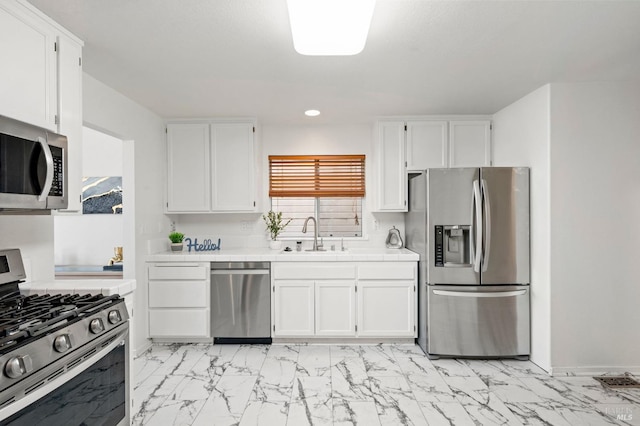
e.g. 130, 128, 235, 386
211, 262, 271, 343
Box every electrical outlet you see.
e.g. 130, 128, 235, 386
241, 221, 253, 231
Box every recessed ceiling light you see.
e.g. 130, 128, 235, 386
287, 0, 376, 56
305, 109, 321, 117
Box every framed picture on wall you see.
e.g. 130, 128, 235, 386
82, 176, 123, 214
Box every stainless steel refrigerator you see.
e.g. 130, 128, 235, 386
406, 167, 530, 359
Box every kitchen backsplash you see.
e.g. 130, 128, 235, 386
150, 212, 406, 253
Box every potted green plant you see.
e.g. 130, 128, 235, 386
263, 211, 291, 250
169, 231, 185, 252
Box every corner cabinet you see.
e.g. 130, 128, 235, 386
272, 262, 415, 339
148, 262, 211, 340
166, 121, 257, 213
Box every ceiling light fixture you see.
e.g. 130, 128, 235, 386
305, 109, 321, 117
286, 0, 376, 56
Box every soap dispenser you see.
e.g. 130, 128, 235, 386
385, 226, 403, 249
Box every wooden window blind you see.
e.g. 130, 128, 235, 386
269, 155, 365, 197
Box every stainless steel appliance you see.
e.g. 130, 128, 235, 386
0, 249, 129, 425
211, 262, 271, 343
0, 115, 68, 211
406, 168, 530, 359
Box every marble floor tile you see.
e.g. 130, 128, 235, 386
192, 375, 258, 425
239, 400, 289, 426
132, 343, 640, 426
223, 344, 269, 376
331, 357, 373, 401
296, 345, 331, 377
333, 399, 381, 426
419, 401, 475, 426
361, 346, 405, 377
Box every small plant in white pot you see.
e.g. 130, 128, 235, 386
169, 232, 185, 252
263, 211, 291, 250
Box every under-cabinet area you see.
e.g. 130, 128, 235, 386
146, 255, 417, 343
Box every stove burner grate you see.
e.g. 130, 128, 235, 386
0, 292, 121, 350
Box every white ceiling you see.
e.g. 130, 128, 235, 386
27, 0, 640, 125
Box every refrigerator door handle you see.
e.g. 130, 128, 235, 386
481, 179, 491, 272
433, 289, 528, 297
472, 179, 483, 272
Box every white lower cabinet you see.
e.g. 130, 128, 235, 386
357, 281, 415, 337
147, 263, 210, 339
272, 262, 415, 339
315, 281, 356, 336
273, 281, 314, 337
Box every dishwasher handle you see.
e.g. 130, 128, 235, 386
211, 269, 270, 275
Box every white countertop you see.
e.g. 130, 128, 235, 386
21, 279, 136, 297
146, 247, 419, 262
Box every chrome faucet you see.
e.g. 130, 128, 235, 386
302, 216, 323, 251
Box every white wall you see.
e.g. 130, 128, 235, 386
83, 73, 168, 357
174, 123, 406, 250
494, 81, 640, 375
54, 127, 124, 265
492, 84, 551, 372
0, 216, 54, 282
549, 81, 640, 375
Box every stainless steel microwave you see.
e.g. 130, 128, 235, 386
0, 115, 68, 211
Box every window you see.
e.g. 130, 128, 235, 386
269, 155, 365, 238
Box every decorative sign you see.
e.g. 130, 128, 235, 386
184, 238, 221, 252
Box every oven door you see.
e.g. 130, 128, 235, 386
0, 324, 129, 426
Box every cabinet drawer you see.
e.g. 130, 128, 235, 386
358, 263, 415, 280
149, 309, 209, 338
148, 264, 208, 280
273, 263, 356, 280
149, 281, 209, 308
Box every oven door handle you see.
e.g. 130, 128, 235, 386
37, 136, 54, 202
0, 328, 128, 421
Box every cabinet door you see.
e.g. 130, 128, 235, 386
406, 121, 448, 170
149, 309, 210, 338
376, 121, 406, 211
166, 123, 211, 212
315, 281, 356, 336
0, 4, 57, 130
449, 121, 491, 167
57, 36, 83, 211
211, 123, 256, 211
273, 281, 314, 336
357, 281, 415, 337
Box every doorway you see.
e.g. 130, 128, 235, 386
53, 126, 127, 278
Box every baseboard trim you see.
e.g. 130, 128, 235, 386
550, 365, 640, 377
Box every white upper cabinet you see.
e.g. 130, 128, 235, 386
210, 123, 256, 211
406, 120, 448, 170
449, 120, 492, 167
406, 119, 491, 170
376, 118, 491, 212
57, 36, 83, 211
167, 123, 211, 212
0, 3, 57, 130
376, 121, 407, 211
1, 1, 84, 211
166, 121, 257, 213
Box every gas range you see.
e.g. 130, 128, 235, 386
0, 249, 130, 425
